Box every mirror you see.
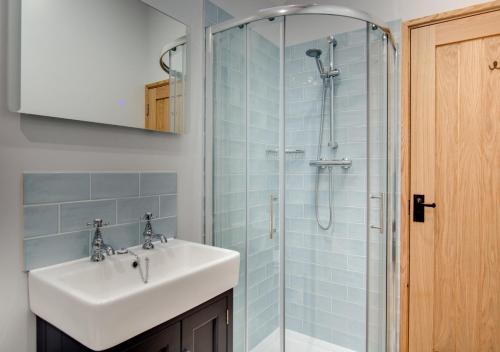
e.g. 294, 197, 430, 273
14, 0, 187, 133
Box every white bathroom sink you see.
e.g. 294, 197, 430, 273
28, 239, 240, 351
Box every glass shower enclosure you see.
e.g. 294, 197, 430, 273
205, 5, 398, 352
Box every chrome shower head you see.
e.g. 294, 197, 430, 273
305, 48, 322, 58
306, 48, 325, 76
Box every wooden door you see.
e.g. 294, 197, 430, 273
409, 9, 500, 352
145, 80, 170, 132
181, 297, 229, 352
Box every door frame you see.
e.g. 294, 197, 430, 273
400, 1, 500, 351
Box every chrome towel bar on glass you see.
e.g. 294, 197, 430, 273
266, 148, 305, 154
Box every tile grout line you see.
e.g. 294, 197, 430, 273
25, 216, 178, 241
138, 171, 142, 246
158, 194, 161, 219
88, 174, 92, 255
88, 229, 92, 257
23, 193, 178, 208
57, 204, 61, 234
138, 173, 141, 196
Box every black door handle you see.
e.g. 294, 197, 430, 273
421, 202, 436, 208
413, 194, 436, 222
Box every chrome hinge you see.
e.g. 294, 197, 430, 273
226, 309, 230, 325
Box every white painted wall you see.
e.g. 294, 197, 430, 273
0, 0, 204, 351
20, 0, 186, 129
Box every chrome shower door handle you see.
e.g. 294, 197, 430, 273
370, 193, 385, 234
269, 194, 277, 239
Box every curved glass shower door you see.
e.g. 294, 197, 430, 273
245, 18, 283, 352
211, 18, 284, 352
212, 25, 248, 352
208, 7, 398, 352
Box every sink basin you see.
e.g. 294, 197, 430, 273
28, 239, 240, 351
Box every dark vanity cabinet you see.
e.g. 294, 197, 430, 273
120, 323, 181, 352
181, 296, 231, 352
37, 290, 233, 352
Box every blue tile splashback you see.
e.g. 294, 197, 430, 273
117, 196, 160, 224
24, 205, 59, 238
60, 200, 117, 232
160, 195, 177, 218
148, 217, 177, 236
24, 173, 90, 204
24, 231, 91, 270
90, 173, 139, 200
140, 172, 177, 196
23, 172, 177, 270
101, 223, 141, 250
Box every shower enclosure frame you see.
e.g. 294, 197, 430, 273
204, 4, 399, 352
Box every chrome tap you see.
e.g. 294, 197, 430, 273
87, 219, 115, 262
142, 212, 167, 250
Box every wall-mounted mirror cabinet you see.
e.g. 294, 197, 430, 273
9, 0, 188, 133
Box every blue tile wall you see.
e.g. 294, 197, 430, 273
23, 172, 177, 270
204, 0, 233, 27
284, 29, 369, 352
284, 22, 401, 352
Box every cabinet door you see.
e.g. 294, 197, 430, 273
124, 322, 180, 352
181, 298, 228, 352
